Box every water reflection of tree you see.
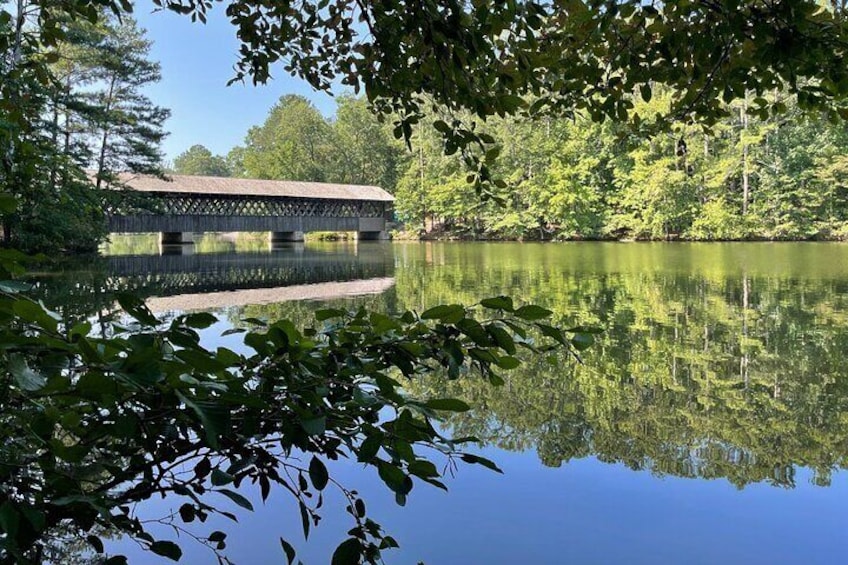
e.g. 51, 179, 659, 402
30, 243, 848, 488
393, 245, 848, 489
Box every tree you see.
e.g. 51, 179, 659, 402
178, 0, 848, 196
327, 95, 403, 191
173, 144, 231, 176
241, 94, 331, 181
0, 10, 169, 253
86, 16, 169, 190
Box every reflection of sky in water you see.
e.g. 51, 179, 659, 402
102, 306, 848, 564
50, 239, 848, 563
110, 446, 848, 564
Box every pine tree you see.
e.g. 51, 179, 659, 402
84, 17, 169, 190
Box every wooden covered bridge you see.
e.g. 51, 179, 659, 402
106, 174, 394, 245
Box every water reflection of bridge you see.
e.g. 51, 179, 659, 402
104, 248, 395, 299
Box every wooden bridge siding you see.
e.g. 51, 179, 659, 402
107, 192, 391, 234
106, 214, 385, 234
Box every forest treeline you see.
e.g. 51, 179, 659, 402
181, 90, 848, 242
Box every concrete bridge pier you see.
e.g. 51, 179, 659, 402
159, 232, 195, 245
159, 233, 194, 256
357, 231, 389, 241
159, 232, 195, 255
269, 231, 305, 243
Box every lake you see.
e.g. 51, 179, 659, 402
34, 238, 848, 564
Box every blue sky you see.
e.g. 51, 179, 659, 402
133, 5, 339, 161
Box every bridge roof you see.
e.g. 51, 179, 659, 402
112, 173, 394, 202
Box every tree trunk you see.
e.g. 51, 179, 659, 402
95, 76, 117, 190
740, 93, 750, 216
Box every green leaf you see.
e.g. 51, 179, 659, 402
488, 325, 516, 355
358, 432, 383, 461
0, 280, 32, 293
420, 304, 465, 323
514, 305, 553, 321
496, 355, 521, 370
178, 503, 196, 523
433, 119, 450, 133
425, 398, 471, 412
480, 296, 514, 311
0, 193, 17, 214
315, 308, 346, 321
280, 537, 297, 565
116, 292, 159, 327
9, 355, 46, 391
457, 318, 492, 346
302, 415, 326, 436
460, 453, 503, 473
217, 489, 254, 511
87, 535, 104, 553
377, 461, 409, 493
571, 332, 595, 351
211, 468, 234, 486
299, 501, 311, 540
175, 349, 228, 374
309, 456, 329, 491
13, 299, 59, 332
0, 502, 19, 537
150, 541, 182, 561
536, 323, 568, 346
331, 538, 362, 565
177, 392, 230, 449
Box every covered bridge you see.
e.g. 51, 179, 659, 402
106, 174, 394, 244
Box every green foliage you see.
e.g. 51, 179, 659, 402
385, 243, 848, 488
234, 94, 402, 191
0, 10, 168, 253
241, 95, 332, 181
172, 144, 231, 177
396, 91, 848, 241
151, 0, 848, 195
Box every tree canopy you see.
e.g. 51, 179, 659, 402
173, 144, 231, 177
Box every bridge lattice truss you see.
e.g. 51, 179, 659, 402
134, 194, 387, 218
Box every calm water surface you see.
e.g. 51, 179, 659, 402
35, 239, 848, 564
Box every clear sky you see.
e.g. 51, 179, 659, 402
133, 5, 338, 162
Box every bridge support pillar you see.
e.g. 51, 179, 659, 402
357, 231, 389, 241
269, 231, 305, 243
159, 232, 194, 255
159, 232, 195, 246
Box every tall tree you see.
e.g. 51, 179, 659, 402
241, 94, 330, 181
86, 16, 169, 190
328, 95, 403, 190
173, 144, 231, 176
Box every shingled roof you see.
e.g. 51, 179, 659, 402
110, 173, 394, 202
